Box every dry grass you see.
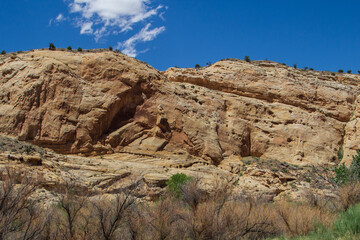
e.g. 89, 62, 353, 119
275, 201, 334, 237
336, 182, 360, 211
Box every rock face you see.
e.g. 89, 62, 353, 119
164, 61, 360, 165
0, 50, 161, 154
1, 50, 360, 166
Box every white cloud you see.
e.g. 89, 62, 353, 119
55, 14, 65, 22
80, 22, 93, 34
67, 0, 165, 37
49, 13, 66, 26
57, 0, 166, 56
117, 23, 165, 57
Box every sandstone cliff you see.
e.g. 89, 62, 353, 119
2, 49, 360, 201
1, 50, 360, 166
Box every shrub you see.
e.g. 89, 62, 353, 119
334, 150, 360, 185
337, 146, 344, 161
49, 43, 56, 51
303, 203, 360, 239
67, 46, 72, 51
0, 168, 44, 239
333, 203, 360, 236
294, 64, 297, 69
194, 64, 201, 68
338, 69, 344, 73
109, 46, 113, 51
1, 50, 5, 54
358, 70, 360, 74
244, 55, 251, 63
77, 47, 82, 52
334, 163, 351, 185
310, 68, 314, 71
337, 182, 360, 211
24, 145, 33, 155
166, 173, 192, 198
347, 70, 352, 73
304, 67, 308, 70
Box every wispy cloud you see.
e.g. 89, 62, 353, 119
49, 13, 66, 26
56, 0, 166, 56
117, 23, 165, 57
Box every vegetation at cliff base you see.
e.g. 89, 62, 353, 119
166, 173, 192, 198
334, 150, 360, 185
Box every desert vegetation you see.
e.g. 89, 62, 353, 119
49, 43, 56, 51
1, 160, 360, 240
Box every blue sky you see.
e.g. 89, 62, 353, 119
1, 0, 360, 72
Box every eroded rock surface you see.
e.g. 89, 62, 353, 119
164, 60, 360, 165
0, 50, 161, 154
2, 51, 360, 167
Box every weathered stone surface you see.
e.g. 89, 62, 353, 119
1, 50, 360, 169
23, 155, 42, 165
0, 135, 340, 202
0, 50, 162, 154
164, 60, 360, 165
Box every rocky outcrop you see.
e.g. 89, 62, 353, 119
1, 50, 360, 166
0, 50, 162, 154
164, 60, 360, 165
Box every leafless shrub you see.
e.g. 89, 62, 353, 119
179, 178, 207, 211
142, 197, 183, 240
48, 181, 89, 240
124, 205, 147, 240
177, 181, 277, 240
275, 201, 334, 237
91, 191, 137, 240
303, 189, 337, 211
336, 182, 360, 211
0, 167, 45, 240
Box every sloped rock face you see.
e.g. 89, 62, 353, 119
164, 60, 360, 165
0, 50, 162, 154
1, 51, 360, 166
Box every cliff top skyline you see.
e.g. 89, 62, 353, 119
1, 0, 360, 71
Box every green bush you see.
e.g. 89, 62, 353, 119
298, 204, 360, 239
49, 43, 56, 51
347, 70, 352, 74
1, 50, 6, 54
77, 47, 82, 52
166, 173, 192, 198
244, 55, 251, 63
67, 46, 72, 51
109, 46, 113, 51
337, 146, 344, 161
334, 150, 360, 185
338, 69, 344, 73
194, 64, 201, 68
